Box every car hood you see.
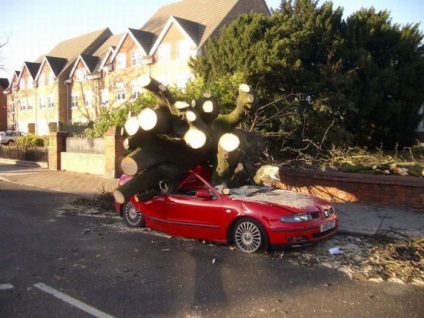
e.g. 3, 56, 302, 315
230, 186, 329, 212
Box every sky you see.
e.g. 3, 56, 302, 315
0, 0, 423, 79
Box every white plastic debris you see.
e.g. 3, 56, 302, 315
329, 246, 343, 255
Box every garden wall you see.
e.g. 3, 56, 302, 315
277, 167, 424, 209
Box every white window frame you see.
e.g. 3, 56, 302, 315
116, 53, 127, 69
158, 43, 171, 62
100, 89, 109, 106
19, 80, 25, 90
39, 97, 46, 110
27, 98, 33, 111
76, 69, 86, 81
71, 94, 79, 108
131, 81, 142, 100
20, 98, 26, 111
116, 82, 126, 102
131, 50, 143, 66
177, 40, 191, 60
48, 95, 55, 109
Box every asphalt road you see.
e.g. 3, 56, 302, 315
0, 180, 423, 318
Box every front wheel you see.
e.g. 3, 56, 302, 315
232, 218, 268, 253
122, 201, 145, 228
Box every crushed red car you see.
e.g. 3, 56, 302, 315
115, 169, 338, 253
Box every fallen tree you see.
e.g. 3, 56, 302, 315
113, 76, 266, 204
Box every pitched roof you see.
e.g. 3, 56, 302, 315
44, 56, 68, 76
24, 62, 42, 79
128, 28, 155, 53
91, 33, 123, 73
80, 55, 100, 73
142, 0, 270, 48
36, 28, 113, 77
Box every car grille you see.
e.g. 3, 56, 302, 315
310, 212, 320, 219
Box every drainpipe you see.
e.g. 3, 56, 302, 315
64, 79, 72, 126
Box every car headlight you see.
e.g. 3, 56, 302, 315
281, 213, 312, 223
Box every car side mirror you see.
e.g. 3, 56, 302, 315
196, 189, 212, 200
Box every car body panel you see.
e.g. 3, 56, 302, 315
116, 169, 338, 249
0, 131, 27, 144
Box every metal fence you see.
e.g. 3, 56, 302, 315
0, 145, 48, 163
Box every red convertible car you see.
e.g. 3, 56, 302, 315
116, 170, 338, 253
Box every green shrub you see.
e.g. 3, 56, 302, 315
16, 134, 48, 147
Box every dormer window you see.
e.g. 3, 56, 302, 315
76, 69, 86, 81
116, 53, 126, 69
177, 40, 191, 60
131, 50, 143, 66
158, 43, 171, 62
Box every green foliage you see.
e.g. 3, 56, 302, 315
83, 94, 157, 137
191, 0, 424, 158
16, 134, 48, 147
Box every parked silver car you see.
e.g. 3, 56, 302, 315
0, 131, 28, 145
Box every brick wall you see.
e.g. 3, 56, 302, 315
49, 128, 125, 178
277, 167, 424, 209
48, 131, 68, 170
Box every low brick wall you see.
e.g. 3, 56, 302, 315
61, 153, 105, 175
277, 167, 424, 209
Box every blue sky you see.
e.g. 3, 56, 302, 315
1, 0, 423, 79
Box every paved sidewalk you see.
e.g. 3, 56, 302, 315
0, 161, 422, 239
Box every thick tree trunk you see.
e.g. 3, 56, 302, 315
115, 77, 265, 202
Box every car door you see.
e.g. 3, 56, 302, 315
163, 173, 227, 242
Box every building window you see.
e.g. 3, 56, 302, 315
19, 80, 25, 90
48, 96, 55, 109
27, 98, 33, 111
116, 82, 126, 102
131, 81, 142, 99
131, 50, 143, 66
76, 69, 86, 81
84, 92, 92, 108
71, 95, 79, 108
9, 103, 15, 114
158, 43, 171, 62
20, 99, 26, 111
177, 40, 191, 60
116, 53, 126, 69
39, 97, 46, 110
100, 89, 109, 106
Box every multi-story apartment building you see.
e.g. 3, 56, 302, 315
5, 28, 114, 134
4, 0, 272, 133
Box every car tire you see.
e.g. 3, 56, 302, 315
232, 218, 268, 253
123, 201, 145, 228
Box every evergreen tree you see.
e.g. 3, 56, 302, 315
191, 0, 424, 156
343, 8, 424, 148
